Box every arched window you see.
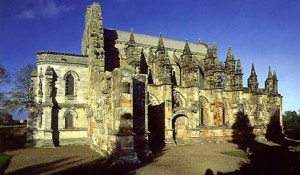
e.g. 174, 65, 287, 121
198, 102, 205, 125
199, 96, 208, 126
66, 74, 75, 95
222, 104, 226, 125
199, 67, 205, 89
199, 106, 204, 125
65, 111, 74, 129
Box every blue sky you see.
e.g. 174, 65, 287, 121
0, 0, 300, 119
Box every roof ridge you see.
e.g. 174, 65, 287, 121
37, 51, 87, 57
104, 28, 205, 46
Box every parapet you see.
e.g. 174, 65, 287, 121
36, 51, 88, 67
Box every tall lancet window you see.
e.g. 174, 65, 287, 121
222, 104, 226, 125
66, 74, 74, 95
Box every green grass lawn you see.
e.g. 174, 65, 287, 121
220, 151, 248, 159
0, 153, 11, 169
289, 145, 300, 152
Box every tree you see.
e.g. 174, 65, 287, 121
283, 110, 300, 131
0, 65, 8, 101
0, 109, 13, 125
3, 64, 35, 113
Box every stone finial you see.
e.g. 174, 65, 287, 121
226, 46, 234, 61
81, 1, 104, 60
234, 58, 243, 90
212, 41, 218, 59
251, 63, 257, 76
248, 63, 259, 92
235, 59, 242, 74
207, 42, 211, 50
197, 38, 202, 44
237, 59, 241, 68
92, 2, 101, 7
183, 40, 192, 55
128, 28, 135, 44
273, 70, 277, 80
268, 66, 273, 79
157, 33, 165, 51
213, 41, 217, 50
38, 79, 43, 96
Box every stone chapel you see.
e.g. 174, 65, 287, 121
27, 2, 282, 156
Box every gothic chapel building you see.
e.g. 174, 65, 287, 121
28, 2, 282, 155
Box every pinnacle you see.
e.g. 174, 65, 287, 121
226, 46, 234, 61
236, 59, 242, 73
251, 63, 257, 76
212, 41, 218, 58
91, 2, 101, 11
215, 56, 220, 66
197, 38, 201, 44
207, 42, 211, 49
157, 33, 165, 51
91, 2, 100, 7
237, 59, 241, 68
213, 41, 217, 50
92, 2, 100, 5
268, 66, 273, 78
128, 28, 135, 44
273, 70, 277, 80
183, 40, 192, 55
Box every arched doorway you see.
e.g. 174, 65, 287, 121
172, 114, 189, 144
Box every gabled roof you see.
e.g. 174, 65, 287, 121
104, 28, 207, 54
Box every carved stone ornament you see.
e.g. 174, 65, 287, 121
38, 79, 43, 96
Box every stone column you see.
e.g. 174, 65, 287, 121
108, 71, 140, 171
42, 105, 54, 147
26, 103, 37, 146
132, 75, 151, 159
164, 85, 173, 142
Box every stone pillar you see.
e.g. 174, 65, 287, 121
42, 106, 54, 147
108, 71, 140, 171
26, 103, 37, 146
164, 85, 173, 142
133, 76, 152, 159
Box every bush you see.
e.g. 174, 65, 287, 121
283, 111, 300, 131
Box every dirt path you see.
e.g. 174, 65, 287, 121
4, 143, 247, 175
4, 146, 106, 175
135, 143, 247, 175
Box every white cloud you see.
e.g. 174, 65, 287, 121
17, 0, 74, 19
18, 10, 35, 19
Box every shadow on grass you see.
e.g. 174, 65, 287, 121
0, 126, 27, 152
4, 150, 166, 175
220, 151, 248, 159
206, 111, 300, 175
0, 153, 11, 175
60, 149, 166, 175
6, 157, 85, 175
51, 158, 108, 175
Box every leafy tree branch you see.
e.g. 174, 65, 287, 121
3, 64, 35, 113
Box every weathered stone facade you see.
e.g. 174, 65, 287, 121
28, 2, 282, 156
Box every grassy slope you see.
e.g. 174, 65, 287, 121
0, 153, 11, 168
220, 151, 248, 159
